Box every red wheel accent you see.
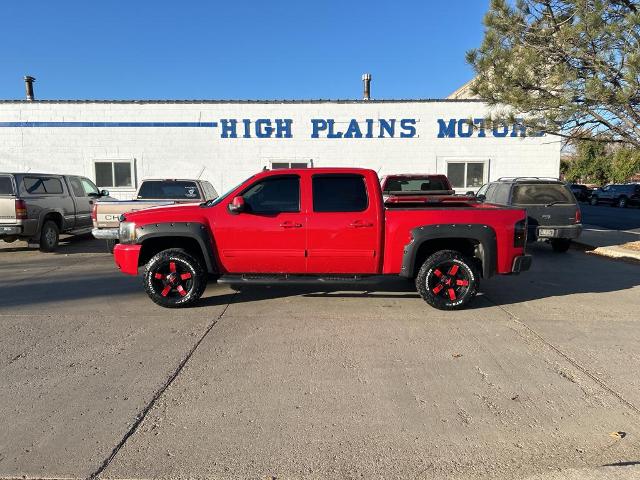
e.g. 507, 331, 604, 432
448, 288, 456, 300
448, 265, 459, 276
154, 273, 164, 280
169, 262, 176, 273
176, 285, 187, 297
180, 273, 192, 280
456, 279, 469, 286
161, 285, 171, 297
432, 284, 444, 294
433, 269, 443, 278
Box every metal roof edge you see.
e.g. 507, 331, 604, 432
0, 98, 487, 105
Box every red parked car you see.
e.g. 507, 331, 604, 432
113, 168, 531, 310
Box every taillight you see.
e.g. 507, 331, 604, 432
15, 199, 27, 219
514, 218, 527, 248
575, 208, 581, 224
91, 203, 98, 222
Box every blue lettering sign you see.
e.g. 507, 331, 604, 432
400, 119, 417, 138
437, 119, 457, 138
311, 119, 328, 138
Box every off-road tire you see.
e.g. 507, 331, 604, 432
551, 238, 571, 253
415, 250, 479, 311
144, 249, 207, 308
39, 221, 59, 252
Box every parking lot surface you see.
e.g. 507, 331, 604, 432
1, 236, 640, 479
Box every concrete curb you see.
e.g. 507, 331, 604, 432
573, 240, 640, 262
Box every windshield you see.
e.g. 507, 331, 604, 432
383, 176, 449, 193
512, 184, 575, 205
0, 176, 14, 195
203, 179, 248, 207
137, 181, 201, 200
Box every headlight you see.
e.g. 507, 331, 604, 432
119, 221, 137, 244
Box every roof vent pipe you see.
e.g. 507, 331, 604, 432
362, 73, 371, 100
24, 76, 35, 101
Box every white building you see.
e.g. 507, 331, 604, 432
0, 90, 560, 199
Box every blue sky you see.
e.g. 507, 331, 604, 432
0, 0, 489, 100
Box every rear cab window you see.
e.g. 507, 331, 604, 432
137, 181, 202, 200
313, 174, 368, 212
22, 176, 64, 195
0, 176, 15, 195
382, 176, 449, 194
511, 184, 575, 205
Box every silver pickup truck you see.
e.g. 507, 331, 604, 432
0, 173, 111, 251
92, 179, 218, 251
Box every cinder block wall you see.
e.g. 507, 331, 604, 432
0, 100, 561, 199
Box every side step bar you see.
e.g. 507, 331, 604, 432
218, 274, 380, 285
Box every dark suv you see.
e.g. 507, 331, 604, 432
589, 183, 640, 208
476, 178, 582, 252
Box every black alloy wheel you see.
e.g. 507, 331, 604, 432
144, 249, 207, 308
415, 250, 479, 310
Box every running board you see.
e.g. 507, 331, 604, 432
218, 274, 380, 285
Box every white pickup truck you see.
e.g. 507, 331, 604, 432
92, 179, 218, 251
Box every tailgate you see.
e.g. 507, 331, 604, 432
517, 204, 578, 227
95, 200, 175, 228
0, 175, 16, 225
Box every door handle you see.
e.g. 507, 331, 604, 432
279, 221, 303, 228
349, 221, 374, 228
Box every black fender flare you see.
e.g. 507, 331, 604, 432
400, 224, 497, 279
136, 222, 217, 273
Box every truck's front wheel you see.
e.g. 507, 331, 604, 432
415, 250, 479, 310
144, 249, 207, 308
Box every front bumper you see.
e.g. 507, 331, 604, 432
113, 243, 142, 275
92, 227, 119, 240
512, 255, 533, 274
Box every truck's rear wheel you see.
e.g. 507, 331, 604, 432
144, 249, 207, 308
39, 221, 59, 252
415, 250, 479, 310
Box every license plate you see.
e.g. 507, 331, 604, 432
538, 228, 555, 237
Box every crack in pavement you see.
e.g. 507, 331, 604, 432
86, 293, 237, 480
484, 294, 640, 417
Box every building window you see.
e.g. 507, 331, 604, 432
94, 160, 134, 188
446, 160, 488, 189
269, 160, 311, 169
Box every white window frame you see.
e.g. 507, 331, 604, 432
263, 158, 314, 170
441, 157, 490, 191
93, 159, 136, 190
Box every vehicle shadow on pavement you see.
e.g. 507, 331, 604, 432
0, 235, 108, 255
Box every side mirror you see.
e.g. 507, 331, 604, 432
228, 196, 245, 214
100, 189, 110, 197
476, 194, 486, 202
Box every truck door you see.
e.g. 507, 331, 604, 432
306, 173, 379, 274
67, 177, 92, 228
215, 174, 306, 273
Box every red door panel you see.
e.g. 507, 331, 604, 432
306, 174, 380, 274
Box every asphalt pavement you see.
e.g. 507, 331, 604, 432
1, 236, 640, 479
580, 203, 640, 231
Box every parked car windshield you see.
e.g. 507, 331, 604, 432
137, 181, 201, 200
0, 176, 14, 195
512, 184, 575, 205
383, 176, 449, 193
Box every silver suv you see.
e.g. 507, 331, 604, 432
0, 173, 111, 251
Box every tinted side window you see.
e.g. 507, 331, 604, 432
313, 175, 368, 212
81, 178, 100, 196
242, 176, 300, 213
493, 184, 512, 204
483, 183, 498, 201
69, 177, 86, 197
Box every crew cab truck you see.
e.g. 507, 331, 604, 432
113, 168, 531, 311
92, 178, 218, 252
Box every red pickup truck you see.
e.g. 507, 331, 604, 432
113, 168, 531, 310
